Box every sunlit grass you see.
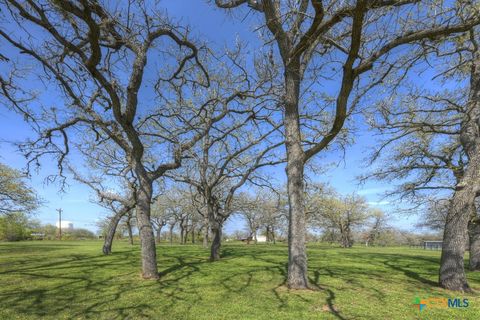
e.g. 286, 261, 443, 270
0, 241, 479, 319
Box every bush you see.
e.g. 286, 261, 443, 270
0, 212, 31, 241
62, 228, 96, 240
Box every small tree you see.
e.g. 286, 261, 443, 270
0, 212, 35, 241
151, 198, 170, 244
308, 188, 370, 248
0, 163, 40, 215
364, 209, 388, 247
236, 189, 285, 244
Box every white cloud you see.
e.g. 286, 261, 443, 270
367, 201, 390, 206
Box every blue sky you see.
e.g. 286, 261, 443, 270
0, 1, 421, 233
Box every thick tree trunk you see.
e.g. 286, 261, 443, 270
126, 217, 134, 245
207, 197, 223, 260
340, 232, 349, 248
203, 223, 209, 248
103, 209, 127, 255
197, 227, 202, 244
439, 185, 476, 291
286, 151, 308, 289
183, 217, 189, 244
191, 223, 195, 244
284, 65, 309, 289
340, 226, 353, 248
180, 224, 185, 245
469, 218, 480, 271
168, 224, 175, 245
210, 224, 222, 261
169, 224, 174, 245
135, 178, 158, 279
183, 217, 190, 244
439, 50, 480, 291
156, 225, 163, 244
272, 226, 276, 245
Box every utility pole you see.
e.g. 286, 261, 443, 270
57, 208, 63, 240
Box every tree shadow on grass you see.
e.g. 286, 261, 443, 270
1, 246, 217, 318
345, 252, 439, 287
325, 288, 347, 320
0, 243, 451, 319
217, 247, 351, 319
0, 244, 161, 319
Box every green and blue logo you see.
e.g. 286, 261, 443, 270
413, 296, 469, 311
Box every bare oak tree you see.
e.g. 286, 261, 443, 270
0, 0, 222, 278
364, 28, 480, 290
439, 31, 480, 291
308, 188, 370, 248
216, 0, 480, 288
236, 189, 287, 244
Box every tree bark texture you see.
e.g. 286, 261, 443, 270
340, 225, 353, 248
135, 175, 159, 279
191, 223, 195, 244
210, 224, 222, 261
207, 196, 224, 261
469, 217, 480, 271
156, 225, 163, 244
169, 224, 174, 245
180, 222, 185, 245
271, 226, 276, 245
203, 222, 209, 248
284, 65, 309, 289
126, 216, 134, 245
439, 174, 478, 291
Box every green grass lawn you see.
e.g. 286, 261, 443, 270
0, 241, 479, 319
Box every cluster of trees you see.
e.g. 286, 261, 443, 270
0, 162, 96, 241
235, 190, 286, 244
307, 185, 379, 248
0, 163, 39, 215
97, 180, 430, 251
0, 212, 96, 241
39, 224, 96, 240
0, 0, 479, 292
96, 212, 135, 243
0, 163, 40, 241
0, 212, 39, 241
236, 184, 392, 248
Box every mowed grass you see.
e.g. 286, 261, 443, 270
0, 241, 479, 320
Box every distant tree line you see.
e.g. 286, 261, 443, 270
0, 212, 96, 241
0, 162, 95, 241
101, 182, 433, 249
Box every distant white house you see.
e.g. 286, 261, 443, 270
256, 235, 267, 243
56, 221, 74, 230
